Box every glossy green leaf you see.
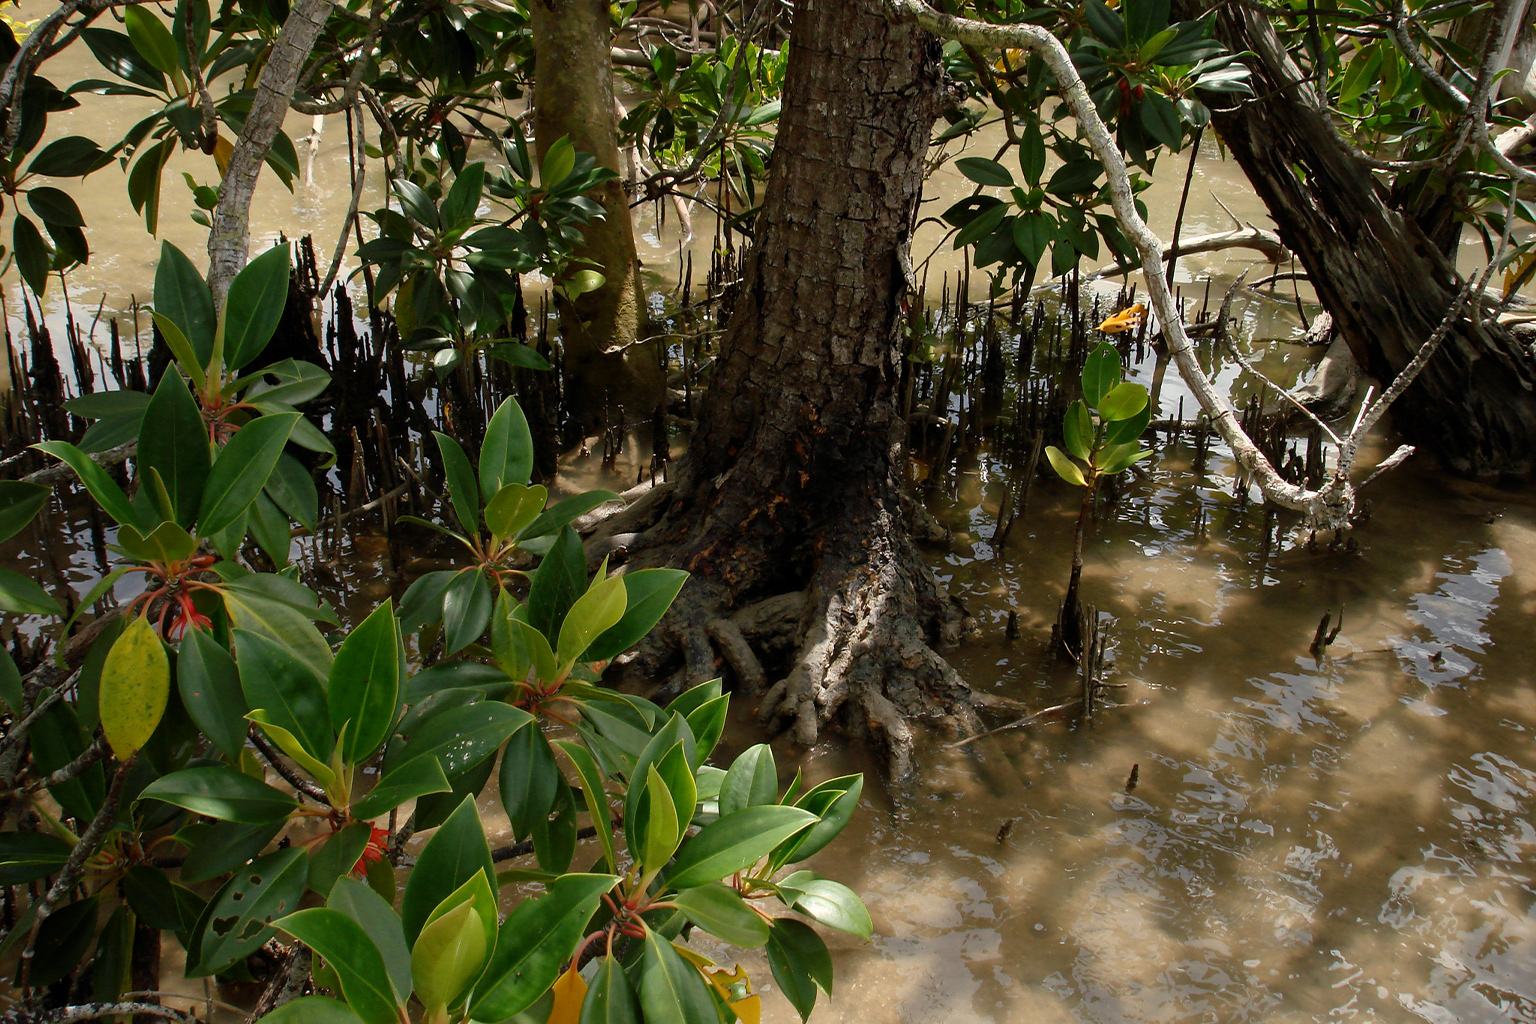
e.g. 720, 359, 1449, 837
234, 628, 331, 762
99, 616, 169, 758
469, 872, 618, 1021
667, 805, 817, 890
625, 714, 697, 833
180, 820, 284, 884
639, 932, 717, 1024
777, 774, 863, 865
640, 765, 681, 875
0, 568, 63, 616
0, 481, 48, 544
247, 710, 336, 791
683, 692, 729, 765
198, 412, 299, 536
480, 396, 535, 496
432, 430, 481, 535
191, 847, 308, 975
1045, 446, 1088, 488
499, 718, 558, 841
222, 584, 333, 670
1063, 400, 1093, 462
584, 568, 687, 663
558, 574, 627, 668
581, 953, 641, 1024
329, 601, 400, 763
778, 870, 872, 938
350, 754, 451, 821
256, 996, 364, 1024
0, 832, 72, 885
1097, 381, 1149, 422
13, 215, 52, 294
223, 242, 292, 371
440, 161, 486, 231
123, 5, 180, 76
518, 490, 620, 542
400, 796, 495, 943
766, 919, 834, 1022
955, 156, 1014, 188
307, 823, 371, 899
328, 877, 412, 1000
138, 766, 298, 822
397, 696, 530, 780
154, 241, 216, 365
485, 482, 546, 542
276, 908, 401, 1024
555, 738, 617, 873
32, 440, 147, 530
674, 883, 770, 947
151, 313, 207, 393
719, 743, 777, 818
527, 526, 587, 640
1082, 342, 1122, 407
115, 520, 196, 564
1104, 398, 1152, 446
1097, 443, 1152, 475
442, 568, 493, 656
412, 900, 487, 1016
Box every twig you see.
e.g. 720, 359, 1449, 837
249, 732, 330, 804
2, 1003, 196, 1024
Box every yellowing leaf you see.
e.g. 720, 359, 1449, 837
704, 964, 759, 1024
100, 616, 169, 758
547, 964, 588, 1024
213, 133, 234, 177
1504, 250, 1536, 299
1097, 303, 1145, 334
731, 994, 762, 1024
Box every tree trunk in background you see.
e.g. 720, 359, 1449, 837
530, 0, 645, 411
1187, 2, 1536, 476
603, 0, 977, 777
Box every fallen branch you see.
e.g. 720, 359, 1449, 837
1087, 226, 1291, 281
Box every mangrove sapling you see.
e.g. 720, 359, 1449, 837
1045, 337, 1152, 657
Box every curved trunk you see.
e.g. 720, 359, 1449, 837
530, 0, 643, 385
1189, 3, 1536, 476
608, 0, 976, 776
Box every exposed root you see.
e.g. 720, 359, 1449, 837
706, 617, 766, 691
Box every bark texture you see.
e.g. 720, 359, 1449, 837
1191, 2, 1536, 476
531, 0, 643, 374
607, 0, 976, 777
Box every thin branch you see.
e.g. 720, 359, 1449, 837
9, 736, 109, 799
249, 731, 330, 804
0, 0, 117, 156
4, 1003, 197, 1024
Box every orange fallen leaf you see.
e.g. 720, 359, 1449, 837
1097, 303, 1146, 334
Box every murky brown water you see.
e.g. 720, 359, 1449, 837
6, 25, 1536, 1023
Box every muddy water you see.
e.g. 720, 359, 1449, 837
6, 30, 1536, 1023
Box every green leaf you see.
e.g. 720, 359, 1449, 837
442, 568, 494, 656
499, 718, 559, 841
557, 574, 627, 668
554, 739, 617, 873
433, 430, 481, 535
954, 156, 1014, 188
115, 520, 196, 564
198, 412, 300, 535
719, 743, 777, 817
27, 135, 108, 178
248, 709, 336, 790
581, 953, 641, 1024
138, 766, 298, 822
0, 568, 63, 617
766, 919, 833, 1022
307, 823, 371, 899
412, 900, 487, 1017
222, 582, 333, 670
683, 692, 729, 765
1045, 446, 1088, 488
1047, 158, 1103, 197
1012, 212, 1052, 267
12, 215, 52, 295
140, 370, 212, 528
1019, 125, 1047, 185
0, 831, 72, 885
223, 242, 292, 371
640, 765, 681, 875
154, 241, 216, 365
1139, 90, 1184, 151
126, 137, 173, 234
1097, 381, 1149, 422
775, 774, 864, 866
180, 819, 284, 884
123, 5, 181, 76
255, 996, 365, 1024
395, 697, 530, 780
0, 481, 48, 544
673, 883, 770, 947
99, 616, 169, 758
778, 871, 873, 938
276, 908, 402, 1024
350, 755, 452, 820
440, 161, 486, 232
1063, 400, 1093, 461
400, 796, 495, 943
235, 628, 332, 762
953, 200, 1008, 248
564, 269, 606, 297
667, 805, 817, 890
480, 396, 534, 496
540, 137, 577, 188
485, 482, 546, 542
0, 647, 20, 716
1084, 0, 1126, 47
1082, 342, 1122, 407
1097, 443, 1152, 474
584, 568, 687, 663
329, 601, 400, 763
518, 490, 620, 542
1104, 398, 1152, 446
26, 185, 85, 228
190, 847, 309, 975
470, 873, 618, 1021
264, 452, 320, 531
329, 877, 412, 999
32, 440, 147, 530
638, 932, 717, 1024
527, 526, 587, 641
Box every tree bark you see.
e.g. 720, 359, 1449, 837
530, 0, 645, 397
606, 0, 977, 777
1189, 2, 1536, 476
